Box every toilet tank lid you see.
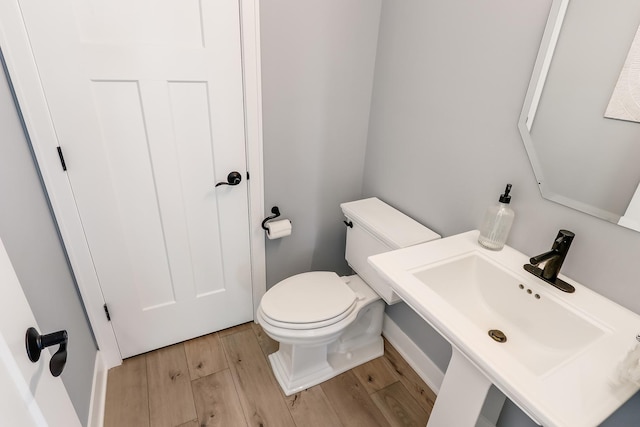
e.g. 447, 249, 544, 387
341, 197, 441, 249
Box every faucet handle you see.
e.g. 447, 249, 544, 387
553, 229, 575, 248
558, 230, 576, 239
557, 229, 575, 239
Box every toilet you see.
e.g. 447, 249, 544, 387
256, 197, 440, 395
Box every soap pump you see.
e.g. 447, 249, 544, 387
478, 183, 514, 250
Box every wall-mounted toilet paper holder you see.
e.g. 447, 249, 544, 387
262, 206, 281, 230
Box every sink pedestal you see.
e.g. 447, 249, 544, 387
428, 348, 505, 427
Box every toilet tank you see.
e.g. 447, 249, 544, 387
341, 198, 440, 304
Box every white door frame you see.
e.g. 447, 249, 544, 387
0, 0, 265, 369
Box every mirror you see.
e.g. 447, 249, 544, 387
518, 0, 640, 232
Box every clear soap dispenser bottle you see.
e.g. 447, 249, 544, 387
478, 184, 514, 250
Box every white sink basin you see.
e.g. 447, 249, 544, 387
369, 230, 640, 427
412, 252, 606, 375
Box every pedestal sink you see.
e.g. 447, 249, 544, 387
369, 231, 640, 426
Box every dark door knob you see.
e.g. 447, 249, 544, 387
215, 171, 242, 187
25, 327, 68, 377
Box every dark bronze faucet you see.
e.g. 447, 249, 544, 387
524, 230, 575, 293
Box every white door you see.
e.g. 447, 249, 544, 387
18, 0, 254, 357
0, 237, 81, 427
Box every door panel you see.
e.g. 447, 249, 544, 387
72, 0, 204, 48
19, 0, 253, 357
168, 82, 226, 296
92, 81, 176, 309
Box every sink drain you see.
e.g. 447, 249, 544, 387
488, 329, 507, 343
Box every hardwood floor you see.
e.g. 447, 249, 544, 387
104, 322, 436, 427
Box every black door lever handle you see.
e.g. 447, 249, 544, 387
26, 327, 68, 377
215, 171, 242, 187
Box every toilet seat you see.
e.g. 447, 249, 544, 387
260, 272, 358, 330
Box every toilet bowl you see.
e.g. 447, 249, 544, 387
257, 198, 440, 395
256, 273, 385, 395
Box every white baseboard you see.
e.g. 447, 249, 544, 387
381, 314, 444, 394
87, 351, 108, 427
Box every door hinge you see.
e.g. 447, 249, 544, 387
56, 146, 67, 171
103, 304, 111, 321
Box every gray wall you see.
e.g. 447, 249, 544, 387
261, 0, 381, 286
364, 0, 640, 425
261, 0, 640, 425
1, 54, 96, 425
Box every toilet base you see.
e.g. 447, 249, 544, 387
269, 335, 383, 396
266, 298, 385, 396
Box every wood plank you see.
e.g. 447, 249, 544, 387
221, 329, 296, 427
176, 421, 199, 427
285, 386, 343, 427
371, 381, 430, 427
146, 343, 197, 427
352, 357, 399, 394
383, 339, 436, 413
192, 369, 247, 427
104, 355, 150, 427
321, 371, 389, 427
251, 322, 279, 357
184, 333, 228, 380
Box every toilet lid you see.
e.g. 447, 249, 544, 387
260, 272, 357, 324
